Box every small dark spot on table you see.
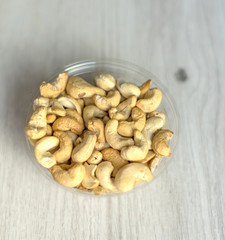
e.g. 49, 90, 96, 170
175, 68, 188, 82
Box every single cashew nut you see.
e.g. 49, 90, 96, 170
33, 97, 50, 110
93, 90, 121, 111
72, 131, 97, 163
40, 72, 68, 98
118, 107, 146, 137
108, 96, 137, 120
51, 163, 85, 187
148, 155, 162, 173
105, 119, 134, 150
58, 94, 82, 115
25, 106, 47, 140
46, 114, 56, 124
116, 78, 140, 98
115, 163, 153, 192
83, 105, 107, 126
46, 124, 52, 136
152, 129, 174, 156
94, 73, 116, 91
34, 136, 59, 168
121, 130, 148, 161
87, 150, 103, 164
81, 163, 100, 189
66, 76, 105, 98
87, 118, 105, 150
101, 148, 128, 177
96, 161, 118, 192
139, 79, 151, 98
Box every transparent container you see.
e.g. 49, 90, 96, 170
26, 59, 179, 196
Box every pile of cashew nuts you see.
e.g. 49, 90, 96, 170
25, 72, 174, 194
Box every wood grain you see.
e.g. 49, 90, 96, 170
0, 0, 225, 239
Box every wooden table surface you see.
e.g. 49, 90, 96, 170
1, 0, 225, 239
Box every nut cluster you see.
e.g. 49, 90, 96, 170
25, 72, 174, 194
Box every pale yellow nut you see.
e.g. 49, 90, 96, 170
81, 163, 100, 189
148, 155, 162, 173
87, 150, 103, 164
94, 73, 116, 91
139, 79, 152, 98
58, 94, 82, 115
46, 114, 57, 124
46, 124, 53, 136
116, 79, 140, 98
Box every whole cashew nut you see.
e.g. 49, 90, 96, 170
51, 163, 85, 187
105, 119, 134, 150
116, 78, 140, 98
40, 72, 68, 98
81, 163, 100, 189
34, 136, 59, 168
58, 94, 82, 115
94, 73, 116, 91
83, 105, 107, 126
114, 163, 153, 192
139, 79, 151, 98
136, 88, 162, 113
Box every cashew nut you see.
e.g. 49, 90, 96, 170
87, 118, 105, 150
87, 150, 103, 164
83, 105, 107, 126
58, 94, 82, 115
148, 155, 162, 173
51, 163, 85, 187
105, 119, 134, 150
40, 72, 68, 98
114, 163, 153, 192
139, 79, 151, 98
66, 76, 105, 98
34, 136, 59, 168
72, 131, 97, 163
108, 96, 137, 120
148, 111, 166, 124
25, 106, 47, 140
81, 163, 100, 189
46, 124, 52, 136
121, 130, 148, 161
93, 90, 121, 111
33, 97, 50, 110
101, 148, 128, 177
116, 78, 140, 98
94, 73, 116, 91
117, 107, 146, 137
96, 161, 118, 192
46, 114, 56, 124
152, 129, 174, 156
138, 150, 155, 164
142, 114, 165, 149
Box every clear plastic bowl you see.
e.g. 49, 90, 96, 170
26, 59, 179, 196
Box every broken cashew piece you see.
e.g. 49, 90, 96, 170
87, 150, 103, 164
34, 136, 59, 168
83, 105, 107, 126
87, 118, 105, 150
116, 78, 140, 98
72, 131, 97, 163
25, 106, 47, 140
51, 163, 85, 187
40, 72, 68, 98
152, 129, 174, 156
93, 90, 121, 111
101, 148, 128, 177
105, 119, 134, 150
58, 94, 82, 115
115, 163, 153, 192
81, 163, 100, 189
121, 130, 148, 161
66, 76, 105, 98
96, 161, 118, 192
109, 96, 137, 120
118, 107, 146, 137
139, 79, 151, 98
94, 73, 116, 91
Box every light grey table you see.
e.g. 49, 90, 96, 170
0, 0, 224, 239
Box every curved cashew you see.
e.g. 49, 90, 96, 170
105, 119, 134, 150
25, 106, 47, 140
81, 163, 100, 189
66, 76, 105, 98
108, 96, 137, 120
34, 136, 59, 168
87, 150, 103, 164
53, 130, 77, 145
136, 88, 162, 113
46, 114, 56, 124
94, 73, 116, 91
118, 107, 146, 137
96, 161, 118, 192
46, 124, 52, 136
139, 79, 151, 98
52, 132, 73, 163
93, 90, 121, 111
101, 148, 128, 177
121, 130, 148, 161
58, 94, 82, 115
116, 78, 140, 98
51, 163, 85, 187
152, 129, 174, 156
142, 114, 165, 149
148, 155, 162, 173
40, 72, 68, 98
114, 163, 153, 192
83, 105, 107, 126
87, 118, 105, 150
72, 131, 97, 163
